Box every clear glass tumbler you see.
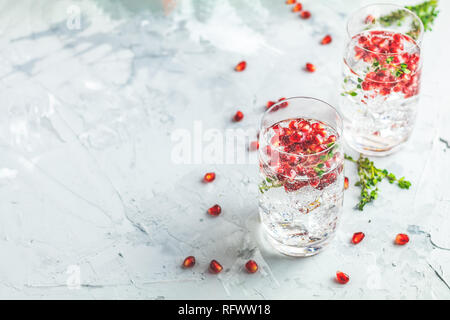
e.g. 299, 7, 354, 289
341, 4, 424, 156
258, 97, 344, 257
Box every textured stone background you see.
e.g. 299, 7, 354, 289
0, 0, 449, 299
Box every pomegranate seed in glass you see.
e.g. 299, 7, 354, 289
258, 97, 344, 257
341, 4, 424, 156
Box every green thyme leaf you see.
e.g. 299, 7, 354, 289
344, 154, 412, 210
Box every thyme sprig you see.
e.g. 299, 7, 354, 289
259, 177, 283, 194
375, 1, 439, 39
406, 0, 439, 32
344, 154, 411, 210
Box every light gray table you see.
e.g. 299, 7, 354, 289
0, 0, 449, 299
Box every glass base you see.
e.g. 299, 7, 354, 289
344, 132, 409, 157
265, 233, 333, 257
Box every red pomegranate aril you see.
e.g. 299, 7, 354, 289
312, 123, 325, 131
249, 141, 259, 151
326, 135, 336, 144
309, 178, 320, 188
336, 271, 349, 284
204, 172, 216, 183
395, 233, 409, 245
344, 177, 349, 190
300, 10, 311, 19
182, 256, 196, 268
290, 132, 302, 143
266, 101, 275, 109
233, 111, 244, 122
289, 120, 298, 130
278, 97, 289, 108
245, 260, 259, 273
207, 204, 222, 216
351, 232, 365, 244
292, 3, 302, 12
209, 260, 223, 274
235, 61, 246, 72
298, 121, 311, 133
321, 35, 332, 45
305, 63, 316, 72
286, 0, 296, 4
365, 15, 375, 24
314, 134, 324, 145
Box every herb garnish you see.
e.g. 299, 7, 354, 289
376, 1, 439, 39
259, 177, 283, 194
344, 154, 411, 210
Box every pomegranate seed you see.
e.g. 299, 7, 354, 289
182, 256, 195, 268
344, 177, 349, 190
292, 3, 302, 12
395, 233, 409, 245
305, 63, 316, 72
336, 271, 349, 284
249, 141, 259, 151
235, 61, 247, 72
326, 135, 336, 144
300, 11, 311, 19
233, 111, 244, 122
278, 97, 289, 108
207, 204, 222, 216
351, 232, 365, 244
321, 35, 332, 45
245, 260, 259, 273
286, 0, 296, 4
209, 260, 223, 274
313, 134, 324, 145
204, 172, 216, 183
365, 15, 375, 24
266, 101, 276, 109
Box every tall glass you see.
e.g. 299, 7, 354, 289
258, 97, 344, 257
341, 4, 424, 156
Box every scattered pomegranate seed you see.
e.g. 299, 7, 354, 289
209, 260, 223, 274
207, 204, 222, 216
292, 3, 302, 12
286, 0, 296, 4
249, 141, 259, 151
305, 63, 316, 72
245, 260, 259, 273
336, 271, 350, 284
300, 11, 311, 19
395, 233, 409, 245
321, 34, 332, 45
182, 256, 195, 268
344, 177, 349, 190
204, 172, 216, 183
235, 61, 247, 72
233, 111, 244, 122
351, 232, 365, 244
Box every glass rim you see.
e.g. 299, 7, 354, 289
346, 3, 425, 52
259, 96, 343, 158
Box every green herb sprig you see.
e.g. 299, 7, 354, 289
344, 154, 411, 210
259, 177, 283, 194
406, 0, 439, 32
376, 1, 439, 39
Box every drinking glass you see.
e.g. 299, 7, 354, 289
341, 4, 424, 156
258, 97, 344, 256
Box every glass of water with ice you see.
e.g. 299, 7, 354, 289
258, 97, 344, 257
341, 4, 424, 156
